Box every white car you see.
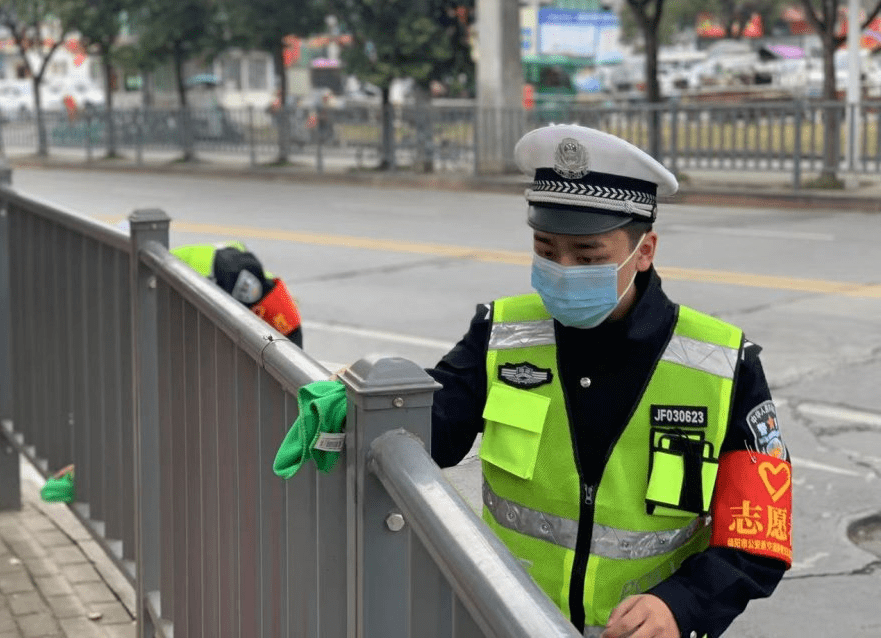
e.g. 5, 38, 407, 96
0, 81, 35, 118
66, 82, 105, 108
40, 81, 105, 113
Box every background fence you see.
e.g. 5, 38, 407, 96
0, 177, 581, 638
2, 99, 880, 184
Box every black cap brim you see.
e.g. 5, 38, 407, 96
527, 204, 633, 236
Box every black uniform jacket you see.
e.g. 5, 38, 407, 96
427, 266, 787, 638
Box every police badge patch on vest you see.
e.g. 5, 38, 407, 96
497, 362, 553, 389
746, 400, 788, 460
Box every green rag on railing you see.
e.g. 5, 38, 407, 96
40, 466, 75, 503
274, 380, 348, 479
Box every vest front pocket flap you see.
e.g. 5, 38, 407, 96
480, 383, 550, 480
482, 382, 550, 433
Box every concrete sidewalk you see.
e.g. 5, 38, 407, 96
0, 459, 135, 638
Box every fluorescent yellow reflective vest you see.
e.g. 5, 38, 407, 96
170, 241, 248, 278
479, 293, 743, 633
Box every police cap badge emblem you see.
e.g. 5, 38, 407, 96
553, 137, 590, 179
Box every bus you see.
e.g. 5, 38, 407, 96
522, 53, 580, 120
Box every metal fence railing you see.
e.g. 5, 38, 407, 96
0, 168, 580, 638
2, 99, 880, 184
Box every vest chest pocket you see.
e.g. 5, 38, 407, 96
646, 431, 719, 516
480, 382, 550, 480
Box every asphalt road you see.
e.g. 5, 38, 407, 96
11, 167, 881, 637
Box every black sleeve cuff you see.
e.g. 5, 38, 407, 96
647, 577, 703, 638
647, 548, 786, 638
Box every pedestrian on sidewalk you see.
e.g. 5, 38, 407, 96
427, 124, 793, 638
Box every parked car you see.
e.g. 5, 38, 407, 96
0, 81, 35, 119
33, 80, 104, 115
40, 82, 68, 112
65, 81, 104, 109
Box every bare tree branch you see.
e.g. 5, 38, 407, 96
863, 0, 881, 29
798, 0, 828, 33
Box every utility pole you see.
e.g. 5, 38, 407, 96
476, 0, 523, 173
846, 0, 862, 174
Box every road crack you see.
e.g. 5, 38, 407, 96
784, 559, 881, 580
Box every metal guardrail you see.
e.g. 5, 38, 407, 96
2, 100, 880, 182
0, 166, 580, 638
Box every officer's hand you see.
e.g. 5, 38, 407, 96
601, 594, 679, 638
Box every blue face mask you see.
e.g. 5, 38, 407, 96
530, 236, 644, 329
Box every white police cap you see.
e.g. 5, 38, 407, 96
514, 124, 678, 235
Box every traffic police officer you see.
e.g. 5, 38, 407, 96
427, 125, 792, 638
172, 241, 303, 348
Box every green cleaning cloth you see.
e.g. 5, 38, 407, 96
41, 467, 75, 503
274, 380, 347, 479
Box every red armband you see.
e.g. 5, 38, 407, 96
251, 278, 301, 336
709, 450, 793, 567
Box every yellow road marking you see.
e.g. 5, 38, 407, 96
108, 217, 881, 300
658, 267, 881, 299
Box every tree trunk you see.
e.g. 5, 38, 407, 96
273, 44, 290, 164
380, 86, 395, 170
413, 85, 433, 173
141, 70, 154, 108
174, 45, 188, 109
722, 0, 737, 38
31, 76, 47, 157
102, 51, 118, 158
644, 25, 662, 160
821, 29, 840, 180
173, 43, 194, 161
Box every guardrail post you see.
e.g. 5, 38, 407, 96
129, 209, 170, 638
0, 164, 20, 511
340, 355, 440, 638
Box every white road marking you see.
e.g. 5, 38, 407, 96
303, 320, 455, 350
665, 225, 835, 242
790, 456, 862, 477
796, 403, 881, 429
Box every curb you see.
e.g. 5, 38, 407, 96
668, 188, 881, 213
7, 156, 880, 213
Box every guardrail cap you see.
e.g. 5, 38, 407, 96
340, 355, 441, 397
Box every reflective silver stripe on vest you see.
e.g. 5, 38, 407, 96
661, 334, 738, 379
488, 320, 556, 350
483, 481, 579, 549
484, 482, 709, 559
591, 516, 710, 560
583, 626, 605, 638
